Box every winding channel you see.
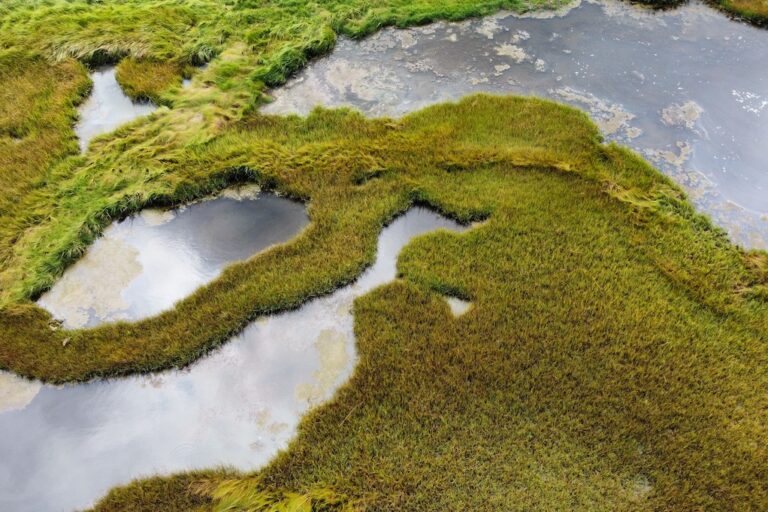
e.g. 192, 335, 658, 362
1, 0, 767, 509
75, 67, 157, 153
2, 65, 470, 509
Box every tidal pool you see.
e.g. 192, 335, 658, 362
0, 207, 467, 512
75, 66, 157, 152
38, 188, 309, 329
264, 0, 768, 249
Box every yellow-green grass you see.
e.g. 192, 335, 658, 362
0, 54, 89, 274
0, 96, 763, 512
75, 95, 768, 510
0, 0, 571, 307
115, 58, 189, 104
92, 471, 235, 512
0, 0, 766, 508
0, 0, 571, 98
0, 0, 765, 296
640, 0, 768, 24
0, 0, 765, 310
716, 0, 768, 24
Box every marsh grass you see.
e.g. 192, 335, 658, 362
115, 58, 188, 104
0, 95, 762, 511
0, 54, 89, 272
715, 0, 768, 24
632, 0, 768, 23
0, 0, 575, 304
89, 470, 231, 512
0, 0, 766, 510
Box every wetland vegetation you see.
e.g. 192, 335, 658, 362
1, 0, 767, 511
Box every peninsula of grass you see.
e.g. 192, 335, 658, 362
0, 94, 766, 510
0, 0, 573, 307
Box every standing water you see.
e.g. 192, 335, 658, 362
75, 66, 156, 152
0, 207, 467, 512
264, 0, 768, 249
37, 189, 308, 328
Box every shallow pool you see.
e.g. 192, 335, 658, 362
75, 66, 156, 153
38, 189, 309, 329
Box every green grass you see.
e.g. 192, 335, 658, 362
632, 0, 768, 24
714, 0, 768, 24
115, 58, 189, 104
0, 0, 570, 306
0, 94, 764, 510
0, 0, 764, 279
0, 0, 767, 510
0, 54, 89, 272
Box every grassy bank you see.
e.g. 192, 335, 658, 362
1, 0, 765, 307
715, 0, 768, 24
0, 0, 765, 279
0, 0, 571, 306
73, 96, 768, 510
0, 92, 765, 508
0, 0, 766, 510
0, 54, 89, 267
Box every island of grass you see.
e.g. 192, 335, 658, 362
1, 0, 767, 510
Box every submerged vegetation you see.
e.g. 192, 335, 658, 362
1, 0, 768, 510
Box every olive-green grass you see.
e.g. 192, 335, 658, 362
2, 95, 768, 510
0, 0, 575, 309
0, 0, 766, 510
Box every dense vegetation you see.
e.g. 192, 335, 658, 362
77, 96, 768, 510
1, 0, 572, 310
716, 0, 768, 24
1, 0, 767, 510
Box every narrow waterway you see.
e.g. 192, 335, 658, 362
264, 0, 768, 249
0, 207, 467, 512
75, 66, 156, 152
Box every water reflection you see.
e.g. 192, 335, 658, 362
264, 0, 768, 249
38, 188, 309, 328
0, 207, 467, 512
445, 296, 473, 316
75, 66, 157, 152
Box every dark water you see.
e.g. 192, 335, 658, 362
264, 0, 768, 249
0, 207, 467, 512
75, 67, 157, 153
38, 188, 308, 329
